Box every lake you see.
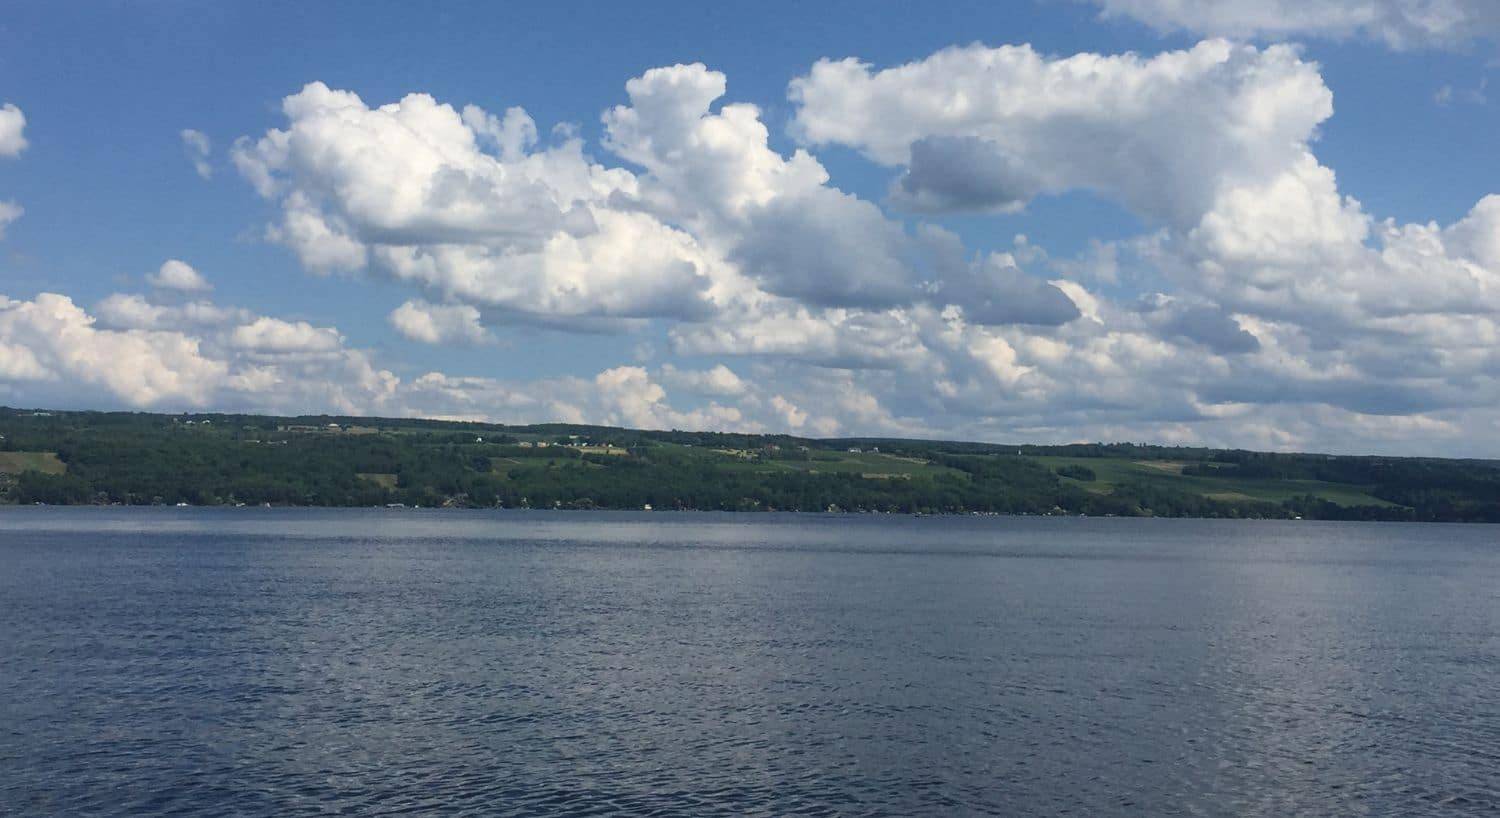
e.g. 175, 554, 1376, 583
1, 509, 1497, 815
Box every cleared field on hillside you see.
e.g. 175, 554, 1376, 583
720, 450, 966, 479
490, 457, 606, 478
356, 472, 398, 489
1034, 456, 1399, 508
0, 451, 66, 475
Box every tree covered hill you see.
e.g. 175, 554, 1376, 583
2, 407, 1498, 521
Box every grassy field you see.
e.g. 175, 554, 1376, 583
490, 456, 605, 480
718, 449, 967, 479
356, 472, 398, 489
1034, 455, 1399, 508
0, 451, 66, 475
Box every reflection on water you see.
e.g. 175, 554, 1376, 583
1, 509, 1497, 815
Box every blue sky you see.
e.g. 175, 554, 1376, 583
2, 1, 1498, 454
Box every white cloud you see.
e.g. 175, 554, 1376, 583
0, 103, 26, 157
146, 259, 213, 292
94, 293, 248, 330
388, 299, 490, 345
268, 192, 369, 273
180, 129, 212, 179
1446, 194, 1500, 270
462, 105, 538, 162
670, 303, 935, 370
602, 63, 922, 308
0, 290, 422, 415
1, 103, 27, 238
232, 82, 722, 322
791, 40, 1330, 228
590, 365, 756, 431
602, 64, 829, 222
659, 363, 748, 396
0, 293, 227, 407
769, 395, 808, 429
1082, 0, 1500, 50
229, 317, 343, 355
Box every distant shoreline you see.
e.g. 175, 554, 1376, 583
5, 503, 1499, 525
4, 406, 1499, 523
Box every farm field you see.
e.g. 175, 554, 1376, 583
1033, 456, 1399, 508
0, 451, 66, 475
717, 449, 967, 479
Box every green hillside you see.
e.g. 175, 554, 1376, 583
2, 406, 1498, 521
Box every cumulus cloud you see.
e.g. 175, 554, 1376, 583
146, 259, 212, 292
1446, 194, 1500, 270
1082, 0, 1500, 50
180, 129, 212, 179
0, 293, 227, 407
659, 363, 748, 397
231, 81, 721, 322
388, 299, 491, 345
229, 317, 343, 355
592, 365, 758, 431
601, 63, 925, 307
791, 40, 1330, 228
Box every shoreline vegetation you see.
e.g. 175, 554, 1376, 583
2, 406, 1498, 522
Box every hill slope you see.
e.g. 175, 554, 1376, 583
2, 407, 1498, 521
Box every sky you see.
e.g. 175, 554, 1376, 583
1, 0, 1499, 456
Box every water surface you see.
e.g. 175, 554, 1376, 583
2, 509, 1497, 815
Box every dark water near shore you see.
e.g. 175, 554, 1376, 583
1, 509, 1497, 815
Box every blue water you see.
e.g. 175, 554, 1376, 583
1, 509, 1497, 815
